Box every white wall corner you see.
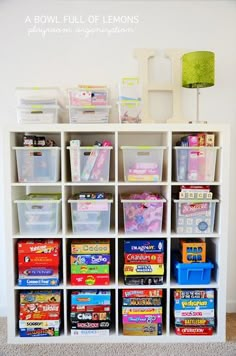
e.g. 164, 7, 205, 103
227, 300, 236, 313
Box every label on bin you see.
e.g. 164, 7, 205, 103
181, 202, 209, 215
77, 202, 108, 211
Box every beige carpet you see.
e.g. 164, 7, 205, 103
1, 318, 236, 356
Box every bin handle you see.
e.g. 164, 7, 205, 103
187, 268, 204, 280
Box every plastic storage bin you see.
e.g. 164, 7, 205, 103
121, 193, 166, 234
16, 87, 63, 124
67, 146, 113, 182
15, 194, 62, 234
174, 260, 214, 284
68, 87, 109, 106
68, 194, 113, 234
174, 147, 220, 182
68, 106, 110, 124
118, 101, 142, 123
14, 147, 61, 183
173, 199, 218, 234
17, 105, 61, 124
121, 146, 166, 182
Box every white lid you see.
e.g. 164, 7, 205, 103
120, 146, 166, 150
67, 146, 112, 150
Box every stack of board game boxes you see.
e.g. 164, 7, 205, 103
70, 240, 110, 286
174, 289, 215, 336
70, 290, 111, 336
123, 239, 165, 285
17, 240, 60, 287
19, 291, 61, 337
122, 289, 163, 336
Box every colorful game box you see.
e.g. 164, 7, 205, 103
71, 241, 110, 254
124, 240, 164, 253
71, 274, 110, 286
71, 264, 109, 274
123, 323, 162, 336
124, 275, 164, 285
71, 254, 110, 265
124, 253, 164, 264
124, 264, 164, 276
122, 289, 163, 298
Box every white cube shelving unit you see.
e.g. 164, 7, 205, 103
5, 123, 230, 343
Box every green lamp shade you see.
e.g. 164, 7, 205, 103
182, 51, 215, 88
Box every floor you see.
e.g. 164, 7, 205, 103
0, 315, 236, 356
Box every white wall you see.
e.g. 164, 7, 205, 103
0, 0, 236, 315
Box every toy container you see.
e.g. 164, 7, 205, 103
174, 147, 220, 182
121, 146, 165, 182
15, 194, 62, 235
67, 146, 113, 182
118, 100, 142, 124
118, 77, 141, 101
174, 260, 214, 285
16, 87, 63, 124
68, 194, 113, 234
68, 106, 110, 124
173, 199, 218, 234
121, 193, 166, 234
180, 239, 206, 263
68, 87, 109, 107
14, 147, 60, 183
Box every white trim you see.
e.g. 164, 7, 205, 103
0, 304, 7, 317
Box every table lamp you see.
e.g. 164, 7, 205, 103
182, 51, 215, 123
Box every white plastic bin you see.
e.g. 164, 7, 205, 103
67, 146, 113, 182
15, 194, 62, 235
174, 147, 220, 182
14, 147, 61, 183
68, 106, 110, 124
118, 101, 142, 123
173, 199, 218, 234
16, 87, 62, 106
121, 146, 166, 182
68, 195, 113, 234
121, 194, 166, 234
17, 105, 61, 124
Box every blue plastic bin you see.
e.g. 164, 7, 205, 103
174, 261, 214, 285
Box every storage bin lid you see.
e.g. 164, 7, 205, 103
14, 193, 62, 203
173, 146, 220, 150
67, 105, 111, 110
173, 198, 219, 203
68, 193, 113, 203
121, 193, 166, 203
13, 146, 61, 150
67, 146, 112, 150
16, 86, 63, 106
120, 146, 166, 150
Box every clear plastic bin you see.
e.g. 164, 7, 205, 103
68, 195, 113, 234
14, 147, 61, 183
67, 146, 113, 182
68, 87, 109, 106
121, 146, 166, 182
173, 199, 218, 234
17, 105, 61, 124
121, 194, 166, 234
15, 194, 62, 235
16, 87, 62, 106
174, 147, 220, 182
68, 106, 110, 124
118, 100, 142, 123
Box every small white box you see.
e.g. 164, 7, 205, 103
14, 147, 61, 183
121, 146, 165, 182
17, 105, 61, 124
174, 147, 219, 182
69, 195, 113, 234
15, 194, 62, 235
67, 146, 112, 182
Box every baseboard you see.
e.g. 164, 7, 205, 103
227, 300, 236, 313
0, 304, 7, 317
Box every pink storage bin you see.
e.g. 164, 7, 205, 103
121, 193, 166, 234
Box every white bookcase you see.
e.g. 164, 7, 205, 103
5, 123, 230, 344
